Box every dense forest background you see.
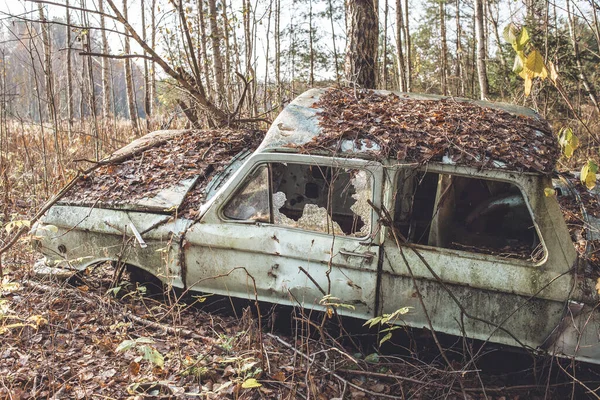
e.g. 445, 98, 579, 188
0, 0, 598, 215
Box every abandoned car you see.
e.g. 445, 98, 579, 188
32, 88, 600, 364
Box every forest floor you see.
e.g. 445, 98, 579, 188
1, 238, 600, 399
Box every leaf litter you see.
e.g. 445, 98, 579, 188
0, 251, 586, 399
305, 88, 559, 174
61, 129, 265, 217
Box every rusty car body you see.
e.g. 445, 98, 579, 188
32, 88, 600, 364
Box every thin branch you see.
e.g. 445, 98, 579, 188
79, 51, 154, 60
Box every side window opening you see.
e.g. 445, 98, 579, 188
394, 170, 544, 261
271, 163, 372, 237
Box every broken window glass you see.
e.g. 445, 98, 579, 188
223, 166, 270, 221
393, 170, 544, 261
271, 163, 372, 237
224, 162, 373, 237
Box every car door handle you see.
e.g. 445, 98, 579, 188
339, 249, 375, 262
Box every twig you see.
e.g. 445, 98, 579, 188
266, 333, 408, 399
124, 312, 217, 344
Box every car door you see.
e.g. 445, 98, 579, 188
184, 153, 384, 319
378, 164, 575, 350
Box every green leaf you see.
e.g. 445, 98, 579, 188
116, 339, 135, 353
241, 378, 262, 388
142, 345, 164, 368
364, 316, 382, 328
379, 332, 393, 346
364, 353, 380, 364
581, 160, 598, 190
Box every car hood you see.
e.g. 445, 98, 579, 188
59, 129, 265, 216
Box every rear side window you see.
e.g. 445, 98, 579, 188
393, 170, 544, 262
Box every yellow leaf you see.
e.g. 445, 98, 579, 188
242, 378, 262, 389
524, 50, 548, 79
581, 160, 598, 190
513, 54, 524, 74
544, 188, 556, 197
524, 75, 533, 96
27, 315, 48, 328
596, 278, 600, 295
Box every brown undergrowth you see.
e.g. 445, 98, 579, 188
0, 254, 591, 399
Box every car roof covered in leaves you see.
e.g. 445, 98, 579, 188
60, 129, 265, 217
259, 87, 559, 174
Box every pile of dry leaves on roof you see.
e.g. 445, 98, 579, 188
61, 129, 264, 215
309, 88, 559, 174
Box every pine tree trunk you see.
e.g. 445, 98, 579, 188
345, 0, 379, 89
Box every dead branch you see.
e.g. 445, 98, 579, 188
79, 52, 154, 60
266, 333, 409, 399
124, 312, 217, 344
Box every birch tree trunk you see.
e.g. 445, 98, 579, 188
38, 4, 60, 156
439, 0, 448, 95
65, 0, 74, 142
208, 0, 225, 105
395, 0, 406, 91
141, 0, 150, 129
474, 0, 489, 100
98, 0, 112, 119
403, 0, 411, 91
123, 0, 139, 134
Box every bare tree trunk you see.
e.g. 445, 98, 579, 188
488, 2, 509, 97
150, 0, 156, 117
208, 0, 225, 105
439, 0, 448, 95
474, 0, 489, 100
222, 0, 233, 108
243, 0, 255, 114
566, 0, 600, 112
454, 0, 464, 96
309, 0, 315, 86
327, 0, 340, 84
122, 0, 139, 134
81, 0, 101, 159
403, 0, 411, 91
198, 0, 212, 100
38, 4, 60, 157
264, 0, 272, 111
383, 0, 389, 89
395, 0, 406, 91
65, 0, 74, 142
275, 0, 282, 105
141, 0, 150, 129
345, 0, 379, 88
98, 0, 112, 119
